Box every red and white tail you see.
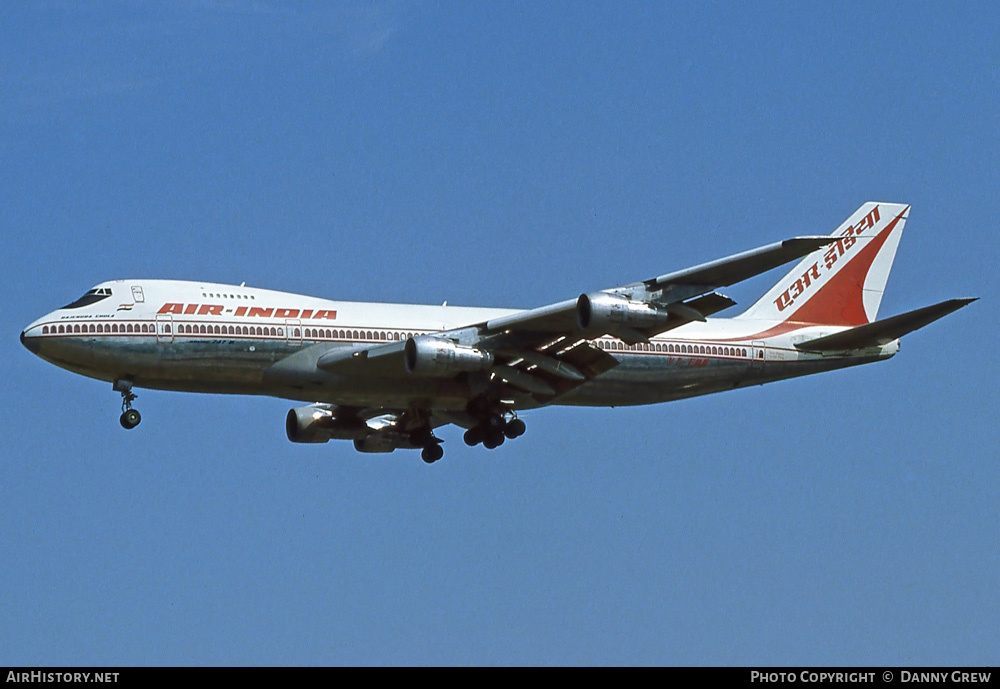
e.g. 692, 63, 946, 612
738, 202, 909, 326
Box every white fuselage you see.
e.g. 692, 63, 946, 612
21, 279, 897, 412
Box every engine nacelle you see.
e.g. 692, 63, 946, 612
353, 432, 419, 453
576, 292, 673, 333
285, 404, 363, 443
404, 336, 494, 376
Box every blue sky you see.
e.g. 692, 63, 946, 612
1, 2, 996, 666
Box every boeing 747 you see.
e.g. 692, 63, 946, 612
20, 203, 974, 463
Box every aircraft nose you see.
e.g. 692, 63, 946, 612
21, 328, 41, 354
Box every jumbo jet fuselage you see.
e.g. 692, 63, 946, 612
21, 280, 894, 409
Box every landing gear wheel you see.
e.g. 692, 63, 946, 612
115, 380, 140, 430
483, 431, 505, 450
120, 409, 141, 429
504, 418, 526, 439
421, 443, 444, 464
464, 427, 483, 446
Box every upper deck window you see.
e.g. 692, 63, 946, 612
62, 287, 112, 309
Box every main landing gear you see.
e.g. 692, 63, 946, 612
114, 380, 141, 430
413, 411, 526, 464
463, 413, 526, 450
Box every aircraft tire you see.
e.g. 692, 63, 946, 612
464, 428, 482, 446
120, 409, 141, 430
504, 419, 526, 439
421, 444, 444, 464
483, 431, 505, 449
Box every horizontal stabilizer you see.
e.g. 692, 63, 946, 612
795, 298, 976, 352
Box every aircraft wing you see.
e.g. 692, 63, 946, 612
311, 234, 834, 405
480, 235, 833, 342
313, 330, 620, 402
638, 236, 836, 293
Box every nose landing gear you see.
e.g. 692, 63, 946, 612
114, 380, 141, 430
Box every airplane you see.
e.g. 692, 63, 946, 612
20, 202, 974, 464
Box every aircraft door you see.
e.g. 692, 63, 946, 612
752, 340, 765, 369
285, 319, 302, 347
156, 314, 173, 343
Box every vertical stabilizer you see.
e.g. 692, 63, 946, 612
738, 202, 909, 326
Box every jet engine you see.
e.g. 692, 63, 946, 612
576, 292, 673, 333
285, 404, 363, 443
404, 336, 494, 376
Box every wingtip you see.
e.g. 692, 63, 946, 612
781, 235, 836, 247
933, 297, 978, 319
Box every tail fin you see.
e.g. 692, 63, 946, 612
738, 202, 909, 326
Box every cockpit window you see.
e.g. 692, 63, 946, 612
62, 287, 112, 309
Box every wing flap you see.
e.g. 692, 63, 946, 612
490, 365, 556, 395
795, 298, 976, 352
496, 349, 586, 381
488, 339, 619, 402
